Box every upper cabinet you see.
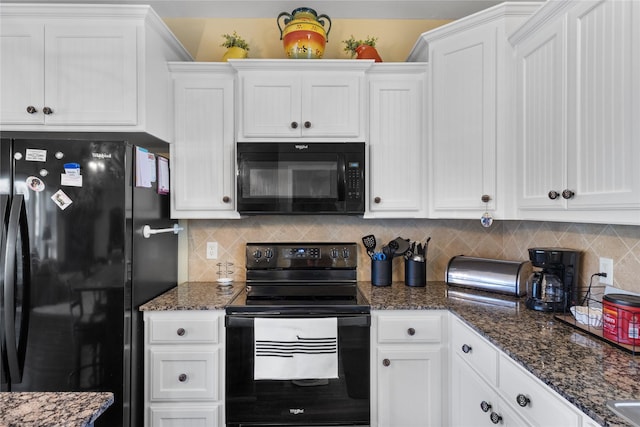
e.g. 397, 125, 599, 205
367, 63, 428, 218
407, 2, 542, 221
231, 59, 372, 142
0, 4, 191, 141
169, 63, 239, 219
510, 0, 640, 225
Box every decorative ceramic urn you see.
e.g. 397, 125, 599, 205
277, 7, 332, 59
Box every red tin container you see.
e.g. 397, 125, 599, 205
602, 294, 640, 346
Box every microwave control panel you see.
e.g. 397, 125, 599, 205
346, 160, 363, 200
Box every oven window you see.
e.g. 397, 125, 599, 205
245, 160, 338, 199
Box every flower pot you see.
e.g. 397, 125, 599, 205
355, 45, 382, 62
222, 46, 248, 62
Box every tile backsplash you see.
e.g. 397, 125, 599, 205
185, 217, 640, 297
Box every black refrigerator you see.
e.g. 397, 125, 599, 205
0, 138, 178, 427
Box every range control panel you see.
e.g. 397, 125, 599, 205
246, 242, 358, 269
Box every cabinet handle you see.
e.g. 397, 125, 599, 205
26, 106, 37, 114
462, 344, 472, 353
42, 107, 53, 115
222, 196, 231, 203
304, 121, 311, 129
481, 195, 491, 203
490, 412, 503, 424
374, 197, 381, 204
480, 401, 492, 413
178, 373, 187, 382
176, 328, 185, 336
407, 327, 416, 336
548, 190, 560, 200
562, 189, 575, 199
291, 121, 298, 129
516, 394, 530, 407
382, 358, 391, 367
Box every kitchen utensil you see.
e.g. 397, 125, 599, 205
362, 234, 376, 258
389, 237, 410, 257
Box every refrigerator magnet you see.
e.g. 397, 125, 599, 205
25, 148, 47, 162
61, 174, 83, 187
51, 189, 73, 210
26, 176, 45, 192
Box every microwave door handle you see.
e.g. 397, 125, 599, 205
4, 195, 29, 384
337, 156, 346, 201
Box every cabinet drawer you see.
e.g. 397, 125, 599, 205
451, 316, 498, 385
498, 354, 581, 427
148, 312, 219, 344
377, 312, 443, 344
149, 348, 219, 401
149, 405, 221, 427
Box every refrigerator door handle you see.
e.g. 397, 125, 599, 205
0, 194, 9, 387
3, 194, 30, 384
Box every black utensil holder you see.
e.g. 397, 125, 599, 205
371, 259, 392, 286
405, 259, 426, 287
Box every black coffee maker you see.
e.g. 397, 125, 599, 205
525, 248, 580, 312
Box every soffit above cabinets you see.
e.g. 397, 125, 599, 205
3, 0, 541, 19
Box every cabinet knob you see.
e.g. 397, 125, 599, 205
176, 327, 185, 336
480, 401, 492, 413
382, 358, 391, 367
490, 412, 503, 424
481, 195, 491, 203
291, 121, 298, 129
178, 373, 187, 382
562, 189, 575, 199
548, 190, 560, 200
222, 196, 231, 203
374, 197, 381, 204
407, 327, 416, 336
304, 121, 311, 129
26, 106, 37, 114
42, 107, 53, 115
462, 344, 472, 354
516, 394, 530, 407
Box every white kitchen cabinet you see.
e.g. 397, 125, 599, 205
510, 0, 640, 225
0, 4, 190, 140
366, 64, 428, 218
450, 315, 583, 427
408, 2, 541, 220
231, 59, 371, 141
169, 63, 239, 219
371, 310, 447, 427
144, 310, 225, 427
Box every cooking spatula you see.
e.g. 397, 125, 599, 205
362, 235, 376, 258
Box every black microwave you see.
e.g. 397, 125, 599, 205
236, 142, 365, 215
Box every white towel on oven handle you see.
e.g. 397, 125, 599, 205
254, 317, 338, 380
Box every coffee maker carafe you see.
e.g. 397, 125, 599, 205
525, 248, 580, 312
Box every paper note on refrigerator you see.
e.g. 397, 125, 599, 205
157, 156, 169, 194
135, 146, 156, 188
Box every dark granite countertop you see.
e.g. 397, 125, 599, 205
0, 392, 114, 427
140, 280, 640, 426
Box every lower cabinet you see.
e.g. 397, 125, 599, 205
450, 314, 594, 427
144, 310, 225, 427
371, 310, 447, 427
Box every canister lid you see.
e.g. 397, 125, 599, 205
603, 293, 640, 307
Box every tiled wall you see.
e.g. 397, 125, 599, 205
185, 217, 640, 297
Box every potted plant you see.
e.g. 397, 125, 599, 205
342, 35, 382, 62
221, 31, 249, 61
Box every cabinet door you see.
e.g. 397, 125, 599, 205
566, 0, 640, 210
430, 25, 497, 215
300, 73, 363, 138
44, 23, 137, 125
150, 405, 220, 427
515, 19, 568, 211
368, 73, 427, 217
239, 73, 301, 138
376, 346, 443, 427
171, 75, 237, 218
0, 22, 44, 124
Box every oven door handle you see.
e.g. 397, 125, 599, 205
225, 314, 370, 328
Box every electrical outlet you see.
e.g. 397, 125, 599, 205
206, 242, 218, 260
599, 257, 613, 285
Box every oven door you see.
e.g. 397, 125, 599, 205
236, 142, 365, 214
225, 313, 370, 427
